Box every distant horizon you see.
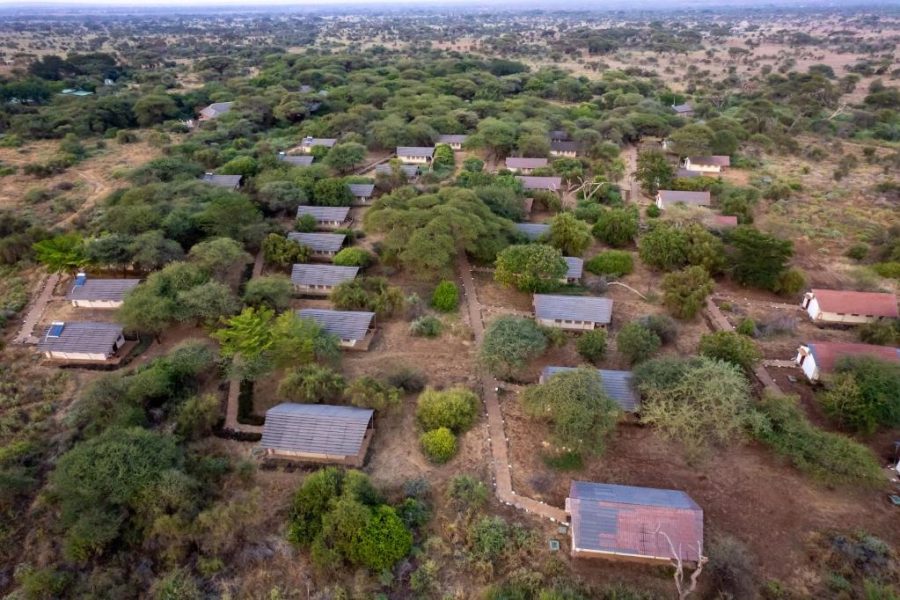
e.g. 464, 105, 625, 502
1, 0, 898, 8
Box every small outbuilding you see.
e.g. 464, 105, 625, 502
291, 264, 359, 296
296, 205, 351, 229
566, 481, 703, 566
802, 289, 898, 325
396, 146, 435, 164
671, 103, 694, 117
67, 274, 140, 309
259, 403, 374, 467
518, 176, 562, 192
795, 341, 900, 382
348, 183, 376, 205
287, 232, 346, 259
506, 157, 548, 174
436, 134, 468, 150
37, 321, 126, 363
201, 173, 242, 190
683, 156, 730, 174
533, 294, 613, 330
563, 257, 584, 284
540, 367, 639, 412
655, 190, 711, 210
297, 308, 376, 349
514, 222, 550, 241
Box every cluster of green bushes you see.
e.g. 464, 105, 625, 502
416, 387, 479, 463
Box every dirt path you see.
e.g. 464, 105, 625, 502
13, 273, 60, 344
621, 143, 641, 204
457, 253, 567, 523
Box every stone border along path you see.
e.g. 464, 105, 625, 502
457, 253, 568, 524
13, 273, 60, 345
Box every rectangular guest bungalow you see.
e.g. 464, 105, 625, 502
655, 190, 711, 210
259, 403, 374, 467
802, 289, 898, 325
37, 321, 126, 363
67, 274, 140, 309
198, 101, 233, 121
683, 156, 730, 174
201, 173, 242, 190
505, 157, 549, 174
563, 257, 584, 284
540, 367, 639, 412
278, 152, 314, 167
515, 222, 550, 241
671, 103, 694, 117
550, 140, 580, 158
298, 136, 337, 153
287, 232, 346, 259
566, 481, 704, 566
296, 205, 351, 229
291, 264, 359, 296
396, 146, 435, 164
550, 130, 570, 142
795, 341, 900, 382
436, 134, 468, 150
676, 168, 704, 179
297, 309, 376, 350
533, 294, 613, 330
518, 176, 563, 193
375, 163, 419, 179
348, 183, 375, 205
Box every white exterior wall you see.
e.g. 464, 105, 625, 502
294, 284, 334, 296
655, 194, 664, 209
537, 317, 602, 331
399, 154, 431, 164
339, 338, 358, 348
684, 159, 721, 173
795, 346, 820, 382
550, 149, 577, 158
71, 299, 124, 309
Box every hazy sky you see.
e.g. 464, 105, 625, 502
2, 0, 883, 6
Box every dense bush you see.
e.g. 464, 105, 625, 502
494, 244, 567, 292
592, 206, 639, 247
344, 377, 401, 412
576, 329, 608, 363
333, 247, 373, 268
585, 250, 634, 277
416, 387, 478, 433
661, 265, 715, 319
277, 365, 346, 403
242, 275, 293, 310
699, 331, 762, 370
750, 393, 882, 486
431, 280, 460, 311
819, 357, 900, 433
479, 316, 548, 378
385, 366, 426, 392
410, 315, 443, 337
635, 314, 678, 344
858, 319, 899, 346
547, 212, 592, 256
331, 276, 404, 316
420, 427, 458, 463
615, 321, 661, 364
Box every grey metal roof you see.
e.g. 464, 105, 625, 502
348, 183, 375, 197
518, 176, 562, 191
515, 223, 550, 240
541, 367, 639, 412
300, 137, 337, 148
201, 173, 242, 189
688, 155, 730, 167
437, 134, 468, 144
672, 103, 694, 113
656, 190, 710, 208
676, 168, 704, 178
279, 154, 314, 167
200, 101, 233, 118
375, 164, 419, 177
260, 403, 373, 457
550, 140, 580, 153
567, 481, 703, 562
506, 157, 548, 170
37, 321, 122, 355
291, 264, 359, 287
564, 257, 583, 280
287, 232, 346, 252
533, 294, 613, 324
67, 278, 140, 302
396, 146, 435, 157
296, 205, 350, 222
549, 129, 570, 141
297, 309, 374, 341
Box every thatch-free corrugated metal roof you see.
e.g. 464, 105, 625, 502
564, 257, 583, 280
506, 157, 548, 170
515, 223, 550, 240
296, 205, 351, 222
656, 190, 710, 208
348, 183, 375, 197
300, 137, 337, 148
568, 481, 703, 563
688, 155, 730, 167
287, 232, 346, 252
550, 140, 580, 153
437, 134, 468, 144
201, 173, 242, 189
533, 294, 613, 324
396, 146, 435, 157
541, 367, 639, 412
518, 176, 562, 191
260, 403, 373, 457
199, 101, 233, 118
67, 278, 140, 302
279, 154, 314, 167
291, 264, 359, 287
375, 164, 419, 177
297, 309, 374, 341
37, 322, 123, 355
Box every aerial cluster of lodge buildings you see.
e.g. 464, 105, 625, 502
27, 99, 899, 566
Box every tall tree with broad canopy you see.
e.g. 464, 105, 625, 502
478, 316, 548, 379
547, 212, 592, 257
635, 149, 674, 195
726, 226, 793, 291
494, 244, 568, 292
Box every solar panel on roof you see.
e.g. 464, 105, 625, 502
48, 322, 65, 338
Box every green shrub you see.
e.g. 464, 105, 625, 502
174, 394, 220, 440
576, 328, 608, 363
420, 427, 458, 463
585, 250, 634, 277
344, 377, 401, 412
646, 204, 661, 218
410, 315, 442, 338
635, 314, 678, 344
431, 280, 460, 311
592, 206, 638, 247
542, 450, 584, 471
872, 262, 900, 280
774, 267, 806, 297
277, 365, 345, 403
858, 320, 899, 346
845, 243, 869, 261
750, 393, 882, 486
331, 276, 404, 316
819, 357, 900, 433
479, 316, 548, 378
699, 331, 762, 370
661, 265, 714, 319
736, 318, 758, 337
385, 366, 426, 392
494, 244, 567, 292
416, 387, 478, 433
616, 322, 661, 364
447, 475, 488, 512
295, 213, 318, 232
468, 516, 513, 561
333, 247, 373, 268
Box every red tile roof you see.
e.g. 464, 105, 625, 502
810, 289, 898, 318
806, 342, 900, 373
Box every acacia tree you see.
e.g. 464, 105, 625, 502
635, 149, 674, 195
325, 143, 367, 174
593, 206, 639, 247
494, 244, 568, 292
547, 212, 592, 256
33, 233, 87, 273
662, 266, 715, 319
478, 316, 548, 379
